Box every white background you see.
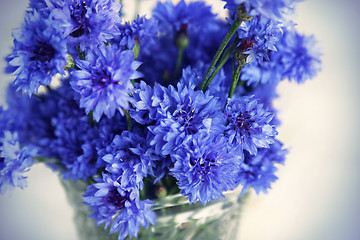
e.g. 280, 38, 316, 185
0, 0, 359, 239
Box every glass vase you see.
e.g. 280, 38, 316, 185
60, 178, 248, 240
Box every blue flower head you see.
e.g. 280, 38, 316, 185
0, 131, 37, 194
277, 29, 322, 83
41, 83, 100, 181
235, 16, 283, 64
153, 0, 215, 38
240, 28, 322, 85
170, 132, 241, 204
140, 0, 225, 85
224, 95, 278, 156
50, 0, 121, 51
5, 83, 63, 160
83, 173, 157, 240
96, 112, 128, 167
71, 44, 143, 122
132, 81, 225, 156
238, 140, 287, 194
6, 10, 67, 95
116, 15, 159, 50
101, 130, 159, 189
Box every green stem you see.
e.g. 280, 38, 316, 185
124, 110, 132, 131
203, 38, 241, 91
174, 47, 185, 81
35, 156, 59, 164
228, 64, 243, 98
200, 18, 242, 91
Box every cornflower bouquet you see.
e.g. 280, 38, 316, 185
0, 0, 321, 239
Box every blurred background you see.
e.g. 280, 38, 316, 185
0, 0, 359, 239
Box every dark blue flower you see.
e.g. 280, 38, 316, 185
6, 10, 67, 95
102, 130, 159, 189
224, 95, 277, 156
51, 111, 99, 181
50, 0, 121, 51
115, 15, 158, 50
5, 84, 58, 156
240, 28, 322, 85
96, 112, 128, 167
6, 81, 103, 181
170, 132, 240, 204
235, 16, 283, 64
140, 0, 226, 85
0, 131, 37, 194
132, 81, 225, 156
130, 81, 159, 125
153, 0, 215, 38
276, 30, 322, 83
238, 140, 287, 193
83, 173, 157, 240
70, 44, 142, 122
43, 83, 100, 181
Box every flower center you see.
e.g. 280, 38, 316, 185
69, 1, 89, 38
239, 39, 255, 52
104, 187, 130, 211
30, 42, 56, 63
92, 70, 112, 90
190, 157, 216, 175
174, 105, 197, 134
235, 111, 255, 133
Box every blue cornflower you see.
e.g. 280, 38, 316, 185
50, 0, 121, 51
240, 28, 322, 85
5, 83, 61, 159
0, 131, 37, 194
6, 81, 101, 181
70, 44, 143, 122
238, 140, 287, 193
5, 10, 67, 95
223, 0, 298, 20
130, 81, 159, 125
235, 16, 283, 64
140, 0, 225, 85
116, 15, 158, 50
153, 0, 215, 38
96, 112, 128, 167
224, 95, 277, 156
170, 132, 240, 204
83, 173, 157, 240
47, 83, 100, 181
102, 130, 159, 189
132, 81, 225, 156
277, 30, 322, 83
52, 113, 99, 181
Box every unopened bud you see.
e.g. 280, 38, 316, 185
132, 38, 140, 59
64, 54, 75, 70
175, 24, 189, 49
236, 4, 253, 22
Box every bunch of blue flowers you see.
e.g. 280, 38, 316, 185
0, 0, 321, 239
